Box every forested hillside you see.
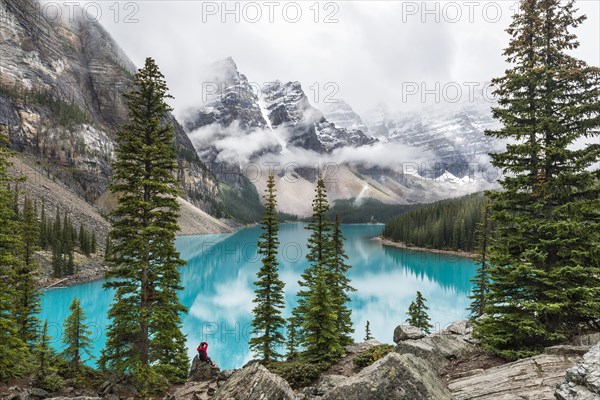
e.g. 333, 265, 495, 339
382, 193, 486, 252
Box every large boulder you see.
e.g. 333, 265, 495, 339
448, 352, 583, 399
188, 355, 221, 382
212, 361, 295, 400
321, 352, 453, 400
393, 325, 426, 343
395, 320, 480, 370
555, 341, 600, 400
395, 340, 447, 373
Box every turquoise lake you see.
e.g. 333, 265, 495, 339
39, 223, 477, 370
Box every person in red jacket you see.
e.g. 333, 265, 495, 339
197, 342, 215, 366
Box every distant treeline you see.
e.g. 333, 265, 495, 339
12, 192, 98, 277
382, 193, 486, 252
324, 198, 420, 224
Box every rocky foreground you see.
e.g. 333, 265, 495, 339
3, 321, 598, 400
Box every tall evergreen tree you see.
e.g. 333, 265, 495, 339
293, 176, 343, 362
250, 174, 286, 363
285, 317, 298, 360
14, 196, 42, 348
0, 137, 31, 381
406, 291, 433, 334
40, 199, 48, 250
364, 321, 373, 341
90, 231, 96, 254
468, 199, 491, 319
101, 57, 189, 387
475, 0, 600, 359
62, 298, 93, 369
36, 320, 54, 377
328, 213, 355, 346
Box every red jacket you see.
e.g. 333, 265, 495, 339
197, 342, 209, 361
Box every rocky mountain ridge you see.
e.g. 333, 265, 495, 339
182, 58, 501, 217
0, 0, 225, 221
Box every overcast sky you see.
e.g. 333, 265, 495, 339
75, 0, 599, 117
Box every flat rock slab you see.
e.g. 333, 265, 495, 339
448, 353, 583, 400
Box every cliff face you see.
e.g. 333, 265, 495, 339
0, 0, 222, 213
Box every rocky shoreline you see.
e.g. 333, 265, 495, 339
374, 237, 479, 259
4, 321, 597, 400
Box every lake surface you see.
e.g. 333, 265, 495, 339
39, 223, 476, 370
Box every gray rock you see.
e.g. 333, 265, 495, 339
345, 340, 382, 354
188, 355, 221, 382
46, 398, 102, 400
445, 320, 469, 336
544, 345, 590, 356
424, 333, 479, 360
448, 352, 583, 400
317, 375, 346, 391
395, 339, 447, 373
322, 352, 453, 400
213, 361, 295, 400
393, 325, 426, 343
555, 341, 600, 400
28, 388, 50, 398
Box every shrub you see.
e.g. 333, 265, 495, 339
39, 374, 64, 392
352, 344, 394, 369
267, 361, 329, 389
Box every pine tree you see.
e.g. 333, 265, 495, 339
475, 0, 600, 359
52, 207, 61, 248
328, 213, 355, 347
90, 231, 96, 254
101, 57, 189, 387
37, 320, 54, 377
40, 199, 48, 250
364, 321, 373, 341
78, 224, 86, 254
468, 199, 492, 319
406, 291, 433, 334
62, 298, 93, 369
293, 176, 343, 362
51, 245, 63, 277
0, 137, 31, 381
285, 317, 298, 360
301, 265, 341, 363
14, 196, 42, 348
250, 174, 286, 363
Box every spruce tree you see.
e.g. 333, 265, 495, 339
101, 57, 189, 387
40, 200, 48, 250
468, 199, 491, 319
364, 321, 373, 341
90, 231, 96, 254
285, 317, 298, 360
14, 196, 42, 348
293, 176, 343, 362
301, 265, 341, 363
62, 298, 93, 369
0, 137, 31, 381
475, 0, 600, 359
250, 174, 286, 363
328, 213, 355, 347
37, 320, 54, 377
406, 291, 433, 334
